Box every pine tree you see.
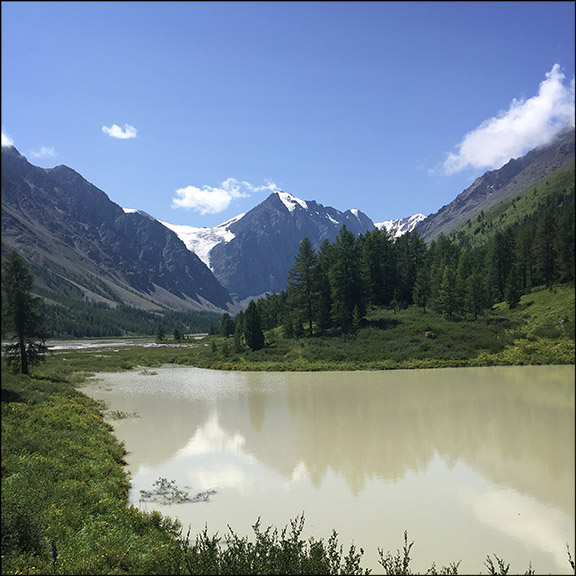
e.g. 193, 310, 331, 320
329, 226, 365, 332
155, 324, 166, 342
244, 300, 265, 351
394, 231, 427, 307
504, 265, 523, 309
219, 313, 235, 337
487, 229, 516, 302
315, 240, 333, 333
287, 237, 318, 337
533, 209, 557, 288
465, 271, 488, 320
2, 251, 48, 374
412, 267, 431, 313
436, 265, 460, 320
361, 228, 397, 307
233, 311, 244, 352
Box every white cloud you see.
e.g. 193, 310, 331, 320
102, 123, 138, 139
442, 64, 575, 175
1, 130, 15, 148
172, 178, 279, 215
30, 146, 56, 160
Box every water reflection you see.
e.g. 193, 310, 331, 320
83, 365, 575, 574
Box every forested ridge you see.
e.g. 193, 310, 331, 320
241, 171, 574, 341
41, 299, 222, 339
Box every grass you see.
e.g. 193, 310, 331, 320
447, 162, 575, 247
2, 283, 574, 574
39, 284, 574, 375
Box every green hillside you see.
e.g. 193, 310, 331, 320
448, 162, 575, 249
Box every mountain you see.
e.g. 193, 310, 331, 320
160, 213, 244, 269
1, 145, 234, 313
415, 129, 575, 243
5, 127, 571, 319
164, 192, 376, 302
376, 213, 426, 237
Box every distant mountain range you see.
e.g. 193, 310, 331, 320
1, 145, 233, 312
2, 128, 574, 311
375, 213, 426, 237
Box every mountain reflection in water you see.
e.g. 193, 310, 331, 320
82, 365, 575, 575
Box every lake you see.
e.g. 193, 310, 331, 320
81, 365, 575, 574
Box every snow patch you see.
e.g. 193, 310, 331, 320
375, 213, 426, 238
277, 192, 308, 212
160, 216, 243, 268
123, 207, 156, 220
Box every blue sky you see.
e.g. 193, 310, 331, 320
2, 1, 574, 227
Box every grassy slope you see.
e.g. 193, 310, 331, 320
180, 284, 575, 372
448, 162, 575, 247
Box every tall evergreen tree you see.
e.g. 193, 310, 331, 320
155, 324, 166, 342
287, 238, 318, 337
329, 226, 365, 332
244, 300, 265, 351
361, 228, 397, 307
315, 240, 334, 333
515, 223, 537, 291
487, 229, 516, 302
219, 312, 235, 337
555, 192, 575, 283
2, 251, 48, 374
465, 271, 488, 320
412, 267, 431, 313
427, 234, 460, 308
533, 209, 557, 288
504, 264, 523, 309
233, 310, 245, 352
436, 265, 461, 320
394, 231, 427, 307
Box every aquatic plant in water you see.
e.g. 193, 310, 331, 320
140, 477, 216, 505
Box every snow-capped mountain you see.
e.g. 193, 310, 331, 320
160, 213, 244, 268
161, 191, 376, 302
376, 213, 427, 238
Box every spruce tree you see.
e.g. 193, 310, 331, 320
219, 313, 235, 337
287, 238, 318, 336
487, 229, 516, 301
244, 300, 265, 351
155, 324, 166, 342
533, 209, 557, 288
2, 251, 48, 374
315, 240, 333, 333
329, 226, 365, 332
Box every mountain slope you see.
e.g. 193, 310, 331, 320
160, 213, 244, 268
1, 146, 234, 312
376, 213, 426, 237
204, 192, 376, 301
415, 129, 575, 243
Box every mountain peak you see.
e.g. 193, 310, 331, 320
275, 191, 309, 212
376, 213, 427, 237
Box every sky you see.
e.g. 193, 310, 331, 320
2, 1, 575, 228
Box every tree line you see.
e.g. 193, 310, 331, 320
222, 187, 574, 346
3, 186, 573, 363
